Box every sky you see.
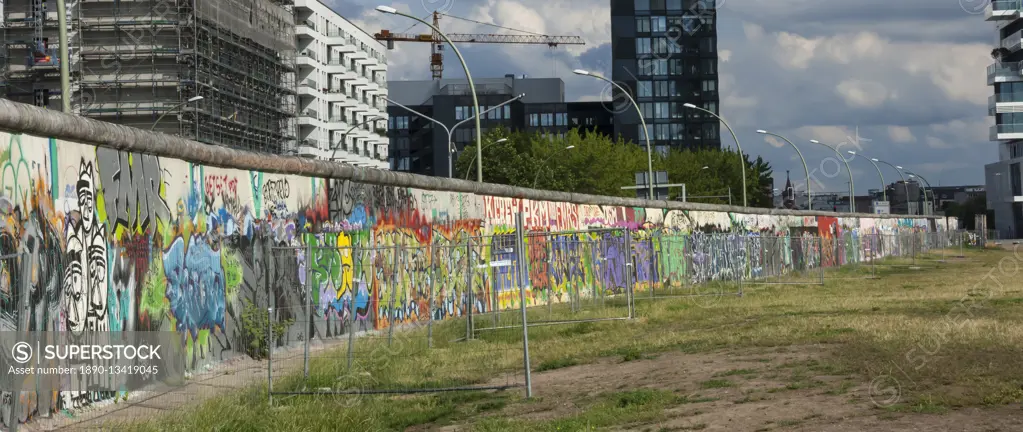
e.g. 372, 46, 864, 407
339, 0, 994, 195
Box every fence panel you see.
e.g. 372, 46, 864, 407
268, 244, 527, 400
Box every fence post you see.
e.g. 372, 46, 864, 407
304, 244, 312, 379
465, 239, 474, 341
515, 212, 532, 398
428, 252, 436, 349
624, 231, 635, 319
818, 236, 824, 285
267, 306, 274, 406
346, 249, 357, 370
388, 245, 400, 347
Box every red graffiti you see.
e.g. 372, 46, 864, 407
204, 175, 238, 204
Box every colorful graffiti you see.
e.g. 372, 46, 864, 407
0, 130, 953, 426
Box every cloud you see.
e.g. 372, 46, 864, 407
361, 0, 994, 190
888, 126, 916, 143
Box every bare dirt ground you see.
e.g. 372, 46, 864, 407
455, 344, 1023, 432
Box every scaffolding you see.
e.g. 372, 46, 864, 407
2, 0, 296, 154
0, 0, 74, 108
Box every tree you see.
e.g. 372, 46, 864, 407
453, 127, 773, 207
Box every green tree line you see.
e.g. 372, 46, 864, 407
454, 127, 774, 207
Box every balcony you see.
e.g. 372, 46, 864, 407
1004, 30, 1023, 52
986, 0, 1020, 20
989, 92, 1023, 114
990, 123, 1023, 140
988, 62, 1023, 85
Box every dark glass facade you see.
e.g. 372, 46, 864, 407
388, 98, 613, 177
610, 0, 720, 153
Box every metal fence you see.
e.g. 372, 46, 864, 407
266, 241, 531, 401
471, 229, 636, 333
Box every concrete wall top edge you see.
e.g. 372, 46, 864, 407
0, 99, 942, 221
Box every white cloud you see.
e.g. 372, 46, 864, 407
763, 136, 785, 148
835, 79, 888, 108
888, 126, 915, 143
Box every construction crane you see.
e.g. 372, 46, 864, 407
374, 11, 585, 80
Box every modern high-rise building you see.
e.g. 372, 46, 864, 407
609, 0, 720, 153
294, 0, 389, 167
985, 3, 1023, 238
387, 74, 614, 177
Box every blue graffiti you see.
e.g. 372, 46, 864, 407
164, 235, 227, 339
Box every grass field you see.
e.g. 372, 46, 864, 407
113, 246, 1023, 431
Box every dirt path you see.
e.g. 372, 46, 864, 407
465, 344, 1023, 431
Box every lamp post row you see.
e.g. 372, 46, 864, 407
136, 5, 929, 215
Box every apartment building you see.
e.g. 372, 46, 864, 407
294, 0, 388, 168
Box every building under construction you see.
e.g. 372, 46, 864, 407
1, 0, 298, 154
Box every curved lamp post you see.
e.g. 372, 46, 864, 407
464, 138, 508, 180
330, 115, 386, 160
152, 96, 203, 131
757, 130, 810, 210
387, 94, 524, 177
848, 151, 886, 202
377, 5, 483, 182
872, 159, 911, 215
906, 171, 933, 215
809, 139, 855, 213
532, 145, 575, 188
686, 103, 746, 207
573, 69, 654, 200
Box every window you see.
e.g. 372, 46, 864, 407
635, 0, 650, 11
636, 17, 650, 33
702, 122, 718, 140
703, 101, 717, 115
701, 80, 716, 91
670, 59, 682, 75
682, 15, 699, 33
555, 113, 567, 126
654, 102, 668, 119
1012, 163, 1022, 196
666, 0, 682, 10
541, 113, 553, 126
504, 105, 511, 119
700, 37, 715, 52
655, 145, 668, 156
638, 124, 653, 139
655, 124, 669, 140
392, 116, 409, 129
529, 113, 539, 127
636, 38, 652, 54
640, 102, 653, 119
1012, 143, 1023, 159
396, 137, 410, 150
671, 102, 685, 119
637, 81, 652, 97
455, 106, 471, 120
700, 59, 716, 75
639, 59, 667, 75
654, 81, 671, 97
651, 16, 666, 32
670, 124, 684, 140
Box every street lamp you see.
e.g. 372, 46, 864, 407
906, 171, 934, 215
386, 94, 524, 178
57, 0, 70, 112
377, 5, 484, 182
809, 139, 855, 212
573, 69, 655, 201
847, 151, 886, 202
464, 138, 508, 180
330, 115, 386, 161
757, 130, 810, 210
872, 158, 912, 215
151, 96, 204, 131
533, 145, 575, 188
686, 103, 746, 207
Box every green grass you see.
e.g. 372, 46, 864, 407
108, 247, 1023, 431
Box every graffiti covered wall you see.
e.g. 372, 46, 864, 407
0, 130, 954, 424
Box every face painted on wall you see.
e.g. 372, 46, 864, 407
77, 161, 95, 232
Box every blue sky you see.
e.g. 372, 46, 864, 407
344, 0, 993, 193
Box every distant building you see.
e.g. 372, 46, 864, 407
609, 0, 721, 152
387, 74, 614, 177
985, 3, 1023, 237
